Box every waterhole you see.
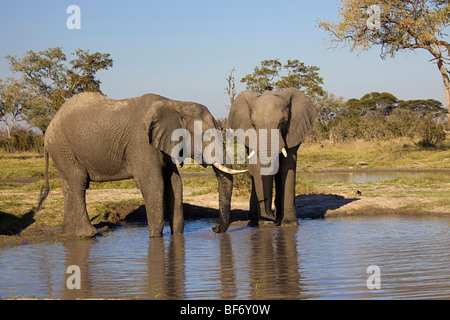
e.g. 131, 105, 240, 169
1, 215, 449, 299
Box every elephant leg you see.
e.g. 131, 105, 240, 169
135, 173, 165, 238
61, 177, 97, 237
279, 147, 299, 226
274, 170, 283, 225
249, 177, 259, 226
61, 178, 74, 228
260, 175, 275, 221
249, 173, 276, 225
163, 165, 184, 235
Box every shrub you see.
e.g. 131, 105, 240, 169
416, 115, 447, 147
0, 128, 44, 152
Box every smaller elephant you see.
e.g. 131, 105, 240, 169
228, 88, 317, 227
37, 92, 245, 238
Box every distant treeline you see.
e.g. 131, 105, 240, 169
311, 92, 449, 147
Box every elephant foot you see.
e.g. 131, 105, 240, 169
260, 211, 276, 222
212, 225, 225, 233
248, 219, 259, 227
258, 220, 276, 227
149, 231, 163, 238
247, 219, 277, 228
63, 223, 98, 238
278, 219, 299, 227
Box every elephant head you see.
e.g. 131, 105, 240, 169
146, 97, 245, 233
228, 88, 317, 225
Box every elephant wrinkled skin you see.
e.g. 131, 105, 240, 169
38, 92, 238, 237
228, 88, 317, 226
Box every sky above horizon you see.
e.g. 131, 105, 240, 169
0, 0, 448, 119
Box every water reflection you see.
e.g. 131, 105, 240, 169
1, 216, 450, 299
62, 239, 93, 300
248, 227, 301, 299
146, 236, 185, 299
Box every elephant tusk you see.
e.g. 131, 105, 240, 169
213, 163, 248, 175
281, 148, 288, 158
247, 150, 256, 159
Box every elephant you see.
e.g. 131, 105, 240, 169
228, 88, 317, 227
37, 92, 245, 238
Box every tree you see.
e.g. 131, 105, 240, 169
276, 59, 326, 99
240, 59, 325, 100
0, 78, 30, 138
313, 91, 346, 143
240, 59, 282, 93
316, 91, 346, 125
6, 47, 113, 133
398, 98, 447, 116
317, 0, 450, 113
346, 92, 399, 116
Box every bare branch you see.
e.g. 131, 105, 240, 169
225, 67, 236, 107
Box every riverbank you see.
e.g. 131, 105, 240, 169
1, 138, 449, 246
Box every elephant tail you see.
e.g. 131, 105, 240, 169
36, 149, 50, 212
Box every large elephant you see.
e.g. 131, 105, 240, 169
228, 88, 317, 226
37, 92, 245, 237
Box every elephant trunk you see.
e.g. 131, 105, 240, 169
212, 163, 233, 233
251, 130, 280, 221
248, 156, 276, 222
261, 130, 286, 158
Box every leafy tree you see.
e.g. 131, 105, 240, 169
6, 47, 113, 133
313, 91, 346, 141
276, 59, 325, 99
240, 59, 325, 100
315, 91, 346, 126
416, 114, 447, 146
240, 59, 282, 93
398, 98, 447, 116
317, 0, 450, 113
345, 92, 399, 116
0, 78, 30, 138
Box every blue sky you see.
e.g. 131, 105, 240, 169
0, 0, 447, 119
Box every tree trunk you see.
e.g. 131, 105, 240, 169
437, 58, 450, 114
5, 125, 11, 139
4, 121, 12, 139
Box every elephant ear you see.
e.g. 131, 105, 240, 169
228, 91, 258, 132
146, 100, 188, 157
279, 88, 318, 148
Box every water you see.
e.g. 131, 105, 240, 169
1, 215, 450, 299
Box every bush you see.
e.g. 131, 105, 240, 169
416, 115, 447, 147
314, 107, 448, 147
0, 128, 44, 152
